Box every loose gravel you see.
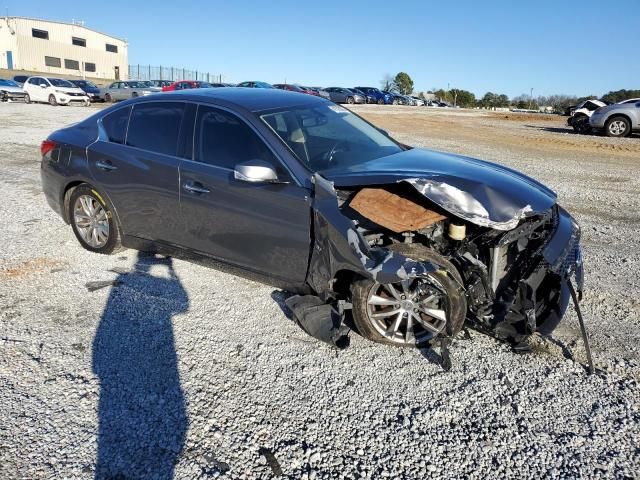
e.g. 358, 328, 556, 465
0, 103, 638, 479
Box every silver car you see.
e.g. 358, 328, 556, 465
322, 87, 365, 104
103, 81, 161, 102
0, 78, 26, 102
589, 99, 640, 137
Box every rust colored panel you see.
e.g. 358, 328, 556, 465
349, 188, 447, 233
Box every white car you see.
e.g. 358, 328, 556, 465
567, 99, 606, 133
23, 76, 90, 106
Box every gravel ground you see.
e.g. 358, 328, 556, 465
1, 103, 638, 479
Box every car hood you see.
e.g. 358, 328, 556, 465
321, 147, 557, 230
0, 85, 23, 93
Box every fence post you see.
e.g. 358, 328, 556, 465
148, 64, 151, 80
182, 68, 185, 79
160, 66, 162, 80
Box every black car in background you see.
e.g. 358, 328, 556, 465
69, 79, 104, 102
40, 89, 583, 350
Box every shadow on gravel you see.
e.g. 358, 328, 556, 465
524, 125, 577, 135
92, 252, 188, 479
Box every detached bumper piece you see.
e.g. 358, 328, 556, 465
285, 295, 351, 349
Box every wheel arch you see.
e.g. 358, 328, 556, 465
62, 181, 123, 237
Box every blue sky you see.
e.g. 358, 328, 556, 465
12, 0, 640, 97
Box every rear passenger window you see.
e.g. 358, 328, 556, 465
126, 102, 185, 156
194, 105, 283, 173
101, 106, 131, 144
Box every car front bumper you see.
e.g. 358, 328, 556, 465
1, 91, 26, 101
58, 94, 90, 105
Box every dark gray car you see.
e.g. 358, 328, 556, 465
40, 89, 584, 352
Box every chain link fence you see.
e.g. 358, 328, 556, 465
128, 64, 223, 83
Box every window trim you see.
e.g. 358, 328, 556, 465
32, 28, 49, 40
72, 36, 86, 47
84, 62, 96, 73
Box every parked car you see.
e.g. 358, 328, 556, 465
305, 87, 330, 99
148, 80, 172, 89
322, 87, 365, 104
13, 75, 29, 87
23, 76, 89, 106
40, 88, 583, 350
209, 83, 235, 88
103, 81, 161, 102
69, 79, 104, 102
351, 88, 376, 104
236, 81, 274, 88
411, 96, 425, 106
354, 87, 392, 105
0, 78, 26, 102
567, 99, 606, 133
382, 90, 406, 105
273, 84, 307, 94
589, 99, 640, 137
162, 80, 215, 92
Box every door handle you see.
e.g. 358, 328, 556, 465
183, 182, 210, 194
95, 160, 117, 171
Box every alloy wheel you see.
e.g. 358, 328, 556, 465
73, 195, 110, 248
366, 278, 448, 345
608, 120, 627, 136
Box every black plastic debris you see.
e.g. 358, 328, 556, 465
85, 280, 121, 292
285, 295, 350, 349
258, 448, 283, 476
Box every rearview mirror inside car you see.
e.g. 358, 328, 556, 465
234, 160, 282, 183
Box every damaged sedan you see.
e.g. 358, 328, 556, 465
40, 88, 584, 350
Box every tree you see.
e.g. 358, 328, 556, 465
601, 89, 640, 103
394, 72, 414, 95
380, 73, 396, 92
478, 92, 510, 109
450, 89, 476, 108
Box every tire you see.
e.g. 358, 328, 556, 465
48, 94, 57, 106
346, 96, 355, 105
392, 99, 398, 105
351, 244, 467, 347
24, 93, 31, 104
69, 184, 122, 255
377, 98, 384, 105
131, 92, 139, 98
605, 116, 631, 138
571, 114, 590, 134
105, 93, 112, 103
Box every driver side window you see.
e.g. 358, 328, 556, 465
194, 106, 286, 176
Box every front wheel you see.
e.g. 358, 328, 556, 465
605, 116, 631, 137
105, 93, 113, 103
48, 94, 57, 106
377, 98, 384, 105
69, 185, 122, 254
351, 245, 466, 347
24, 93, 31, 104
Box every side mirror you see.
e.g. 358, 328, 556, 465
40, 84, 47, 88
234, 160, 282, 183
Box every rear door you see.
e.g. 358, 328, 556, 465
178, 104, 312, 283
87, 101, 190, 244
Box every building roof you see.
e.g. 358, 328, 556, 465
6, 16, 127, 43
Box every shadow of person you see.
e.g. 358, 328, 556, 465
92, 252, 189, 479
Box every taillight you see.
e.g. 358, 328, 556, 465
41, 140, 56, 156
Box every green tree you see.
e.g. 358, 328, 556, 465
394, 72, 414, 95
450, 89, 476, 108
601, 89, 640, 103
478, 92, 510, 109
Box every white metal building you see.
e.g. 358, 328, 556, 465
0, 17, 128, 80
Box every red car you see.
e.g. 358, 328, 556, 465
161, 80, 215, 92
273, 84, 320, 96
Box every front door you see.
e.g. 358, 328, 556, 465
6, 51, 13, 70
87, 101, 188, 244
178, 105, 311, 283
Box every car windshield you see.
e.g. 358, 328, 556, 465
261, 104, 403, 172
0, 79, 19, 87
74, 80, 97, 88
255, 82, 274, 88
48, 78, 74, 87
126, 81, 148, 88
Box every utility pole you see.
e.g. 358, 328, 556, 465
529, 87, 534, 110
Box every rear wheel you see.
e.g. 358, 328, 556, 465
69, 185, 122, 254
346, 96, 355, 104
377, 98, 384, 105
105, 93, 112, 103
131, 92, 139, 98
605, 116, 631, 137
48, 94, 57, 106
351, 244, 467, 347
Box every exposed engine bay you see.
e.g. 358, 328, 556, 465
287, 173, 584, 354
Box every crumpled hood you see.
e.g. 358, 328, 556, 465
322, 147, 557, 230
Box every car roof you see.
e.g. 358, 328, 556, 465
139, 87, 327, 113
